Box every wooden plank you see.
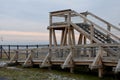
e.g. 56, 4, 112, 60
50, 9, 71, 14
48, 25, 68, 30
50, 9, 72, 16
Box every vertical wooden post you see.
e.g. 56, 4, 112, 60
49, 12, 53, 70
60, 30, 64, 45
82, 12, 88, 57
107, 24, 111, 43
8, 45, 11, 60
68, 12, 72, 45
49, 13, 52, 49
98, 46, 103, 78
65, 15, 67, 22
49, 29, 52, 61
70, 47, 74, 73
68, 28, 72, 45
52, 29, 57, 46
90, 25, 94, 57
67, 12, 71, 26
67, 11, 74, 73
64, 29, 67, 46
90, 24, 94, 43
70, 67, 74, 73
98, 67, 103, 78
61, 28, 67, 46
49, 13, 52, 70
49, 14, 52, 26
49, 12, 52, 48
78, 34, 83, 44
71, 29, 75, 45
16, 45, 19, 60
0, 45, 2, 59
83, 12, 87, 23
83, 36, 86, 44
26, 45, 28, 58
107, 24, 111, 31
83, 36, 87, 56
49, 28, 52, 48
36, 45, 38, 58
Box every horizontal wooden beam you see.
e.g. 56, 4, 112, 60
50, 9, 72, 16
47, 25, 68, 29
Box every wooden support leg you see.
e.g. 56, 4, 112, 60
70, 67, 74, 73
98, 68, 103, 78
48, 66, 52, 70
60, 30, 64, 45
61, 28, 67, 46
68, 28, 72, 45
71, 29, 75, 45
0, 46, 2, 59
52, 29, 57, 46
78, 34, 83, 45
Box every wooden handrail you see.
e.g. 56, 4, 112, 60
87, 12, 120, 31
72, 10, 120, 42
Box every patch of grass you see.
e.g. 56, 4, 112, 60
0, 68, 49, 80
0, 67, 117, 80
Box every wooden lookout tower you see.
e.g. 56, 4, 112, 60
48, 9, 120, 77
9, 9, 120, 78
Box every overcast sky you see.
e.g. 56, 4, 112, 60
0, 0, 120, 44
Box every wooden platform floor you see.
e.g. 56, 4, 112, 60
11, 57, 117, 67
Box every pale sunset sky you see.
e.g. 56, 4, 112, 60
0, 0, 120, 45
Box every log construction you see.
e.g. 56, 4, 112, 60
8, 9, 120, 78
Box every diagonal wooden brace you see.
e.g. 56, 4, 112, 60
40, 52, 51, 67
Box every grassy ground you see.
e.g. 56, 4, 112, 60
0, 66, 118, 80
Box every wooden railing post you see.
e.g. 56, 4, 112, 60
36, 45, 39, 58
26, 45, 28, 58
98, 46, 103, 78
0, 45, 2, 59
90, 24, 94, 43
16, 45, 19, 60
8, 45, 11, 60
